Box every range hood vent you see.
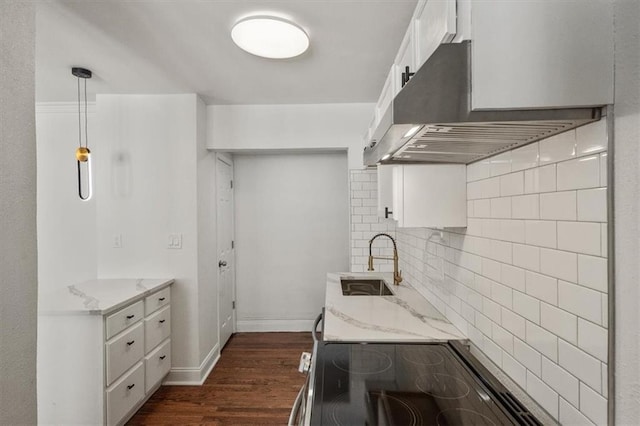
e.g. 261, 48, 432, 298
364, 41, 602, 166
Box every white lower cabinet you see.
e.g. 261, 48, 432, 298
38, 281, 173, 425
107, 362, 145, 425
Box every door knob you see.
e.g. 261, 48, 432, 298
218, 260, 227, 268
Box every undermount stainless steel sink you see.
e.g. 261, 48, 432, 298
340, 278, 393, 296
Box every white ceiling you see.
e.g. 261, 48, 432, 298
36, 0, 418, 105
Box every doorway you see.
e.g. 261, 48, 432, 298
216, 155, 235, 349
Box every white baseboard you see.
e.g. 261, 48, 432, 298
236, 319, 314, 332
163, 343, 220, 385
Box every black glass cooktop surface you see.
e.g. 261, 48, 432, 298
310, 342, 528, 426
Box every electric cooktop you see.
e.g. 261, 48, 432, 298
310, 341, 541, 426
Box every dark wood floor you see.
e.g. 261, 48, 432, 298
128, 332, 313, 425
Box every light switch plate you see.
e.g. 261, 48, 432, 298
168, 233, 182, 249
113, 234, 122, 248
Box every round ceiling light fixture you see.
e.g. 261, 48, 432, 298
231, 16, 309, 59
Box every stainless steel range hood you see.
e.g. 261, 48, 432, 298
363, 41, 602, 166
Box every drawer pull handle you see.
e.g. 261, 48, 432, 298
126, 315, 135, 319
159, 355, 166, 360
127, 384, 135, 390
159, 297, 166, 301
126, 340, 135, 346
159, 319, 166, 324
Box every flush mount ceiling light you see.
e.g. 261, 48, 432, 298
231, 16, 309, 59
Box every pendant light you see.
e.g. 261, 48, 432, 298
72, 67, 92, 200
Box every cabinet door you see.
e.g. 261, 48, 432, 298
377, 165, 395, 219
393, 21, 417, 90
374, 65, 397, 139
471, 1, 613, 109
393, 164, 467, 228
414, 0, 457, 70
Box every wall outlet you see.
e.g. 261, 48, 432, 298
113, 234, 122, 248
168, 233, 182, 249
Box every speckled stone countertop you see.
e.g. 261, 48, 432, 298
38, 278, 174, 316
323, 272, 465, 342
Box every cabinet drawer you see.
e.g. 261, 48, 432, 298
145, 306, 171, 353
145, 287, 170, 315
106, 301, 144, 340
106, 361, 145, 426
106, 322, 144, 386
145, 338, 171, 393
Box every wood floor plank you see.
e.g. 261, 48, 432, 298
127, 332, 313, 425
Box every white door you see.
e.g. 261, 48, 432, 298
216, 156, 234, 349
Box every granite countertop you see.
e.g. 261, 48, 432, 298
323, 272, 465, 342
38, 278, 174, 316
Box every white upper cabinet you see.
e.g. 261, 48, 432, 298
413, 0, 457, 70
392, 164, 467, 228
373, 65, 397, 139
377, 165, 395, 219
470, 1, 613, 110
393, 21, 417, 91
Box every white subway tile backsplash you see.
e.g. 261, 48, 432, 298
467, 159, 491, 182
492, 323, 514, 353
490, 151, 512, 177
578, 255, 607, 292
540, 191, 577, 220
557, 156, 600, 191
513, 243, 540, 272
558, 281, 603, 324
542, 357, 580, 407
475, 312, 493, 336
579, 383, 607, 425
525, 164, 557, 194
383, 123, 607, 424
541, 303, 577, 344
481, 258, 502, 282
577, 188, 607, 222
560, 397, 596, 426
511, 194, 540, 219
490, 197, 512, 218
500, 172, 524, 196
513, 291, 540, 323
514, 338, 542, 376
502, 352, 527, 389
511, 143, 539, 172
526, 321, 558, 362
577, 318, 607, 362
525, 220, 557, 248
539, 130, 576, 165
491, 281, 513, 309
526, 371, 559, 419
474, 199, 491, 217
557, 221, 601, 256
600, 152, 607, 187
540, 248, 578, 282
500, 219, 526, 243
525, 271, 558, 305
501, 264, 526, 292
483, 297, 502, 323
501, 307, 526, 336
576, 119, 607, 157
558, 339, 602, 392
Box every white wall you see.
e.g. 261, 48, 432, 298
393, 120, 609, 424
0, 3, 38, 424
234, 153, 349, 331
36, 104, 97, 291
96, 94, 218, 382
196, 98, 219, 363
613, 0, 640, 422
207, 103, 373, 170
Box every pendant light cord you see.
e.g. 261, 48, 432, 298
84, 77, 89, 149
77, 76, 82, 148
